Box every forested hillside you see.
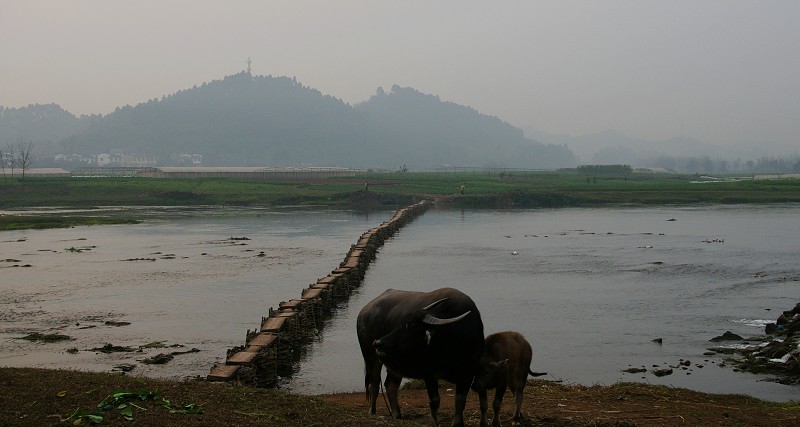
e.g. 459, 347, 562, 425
0, 104, 82, 153
1, 73, 576, 169
356, 85, 575, 169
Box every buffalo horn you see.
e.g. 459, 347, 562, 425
422, 310, 471, 325
422, 297, 450, 311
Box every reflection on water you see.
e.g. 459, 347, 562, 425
287, 205, 800, 402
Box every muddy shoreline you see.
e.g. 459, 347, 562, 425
1, 208, 389, 382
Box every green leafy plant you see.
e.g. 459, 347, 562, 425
64, 389, 202, 424
62, 408, 104, 425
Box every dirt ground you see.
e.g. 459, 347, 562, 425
2, 367, 798, 426
320, 379, 800, 426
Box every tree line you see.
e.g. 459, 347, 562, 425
1, 136, 35, 185
639, 154, 800, 174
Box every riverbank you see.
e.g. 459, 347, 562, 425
724, 302, 800, 384
1, 367, 798, 426
0, 214, 139, 231
3, 171, 800, 231
2, 171, 800, 210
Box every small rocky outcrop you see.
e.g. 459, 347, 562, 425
709, 331, 744, 342
652, 368, 673, 377
718, 302, 800, 384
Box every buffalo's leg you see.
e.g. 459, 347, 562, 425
385, 371, 403, 419
492, 385, 507, 427
365, 361, 382, 415
424, 376, 441, 425
452, 381, 471, 427
511, 385, 525, 425
477, 388, 489, 427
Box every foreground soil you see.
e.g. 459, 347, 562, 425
1, 368, 798, 426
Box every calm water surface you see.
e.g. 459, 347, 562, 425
287, 205, 800, 402
0, 206, 392, 378
2, 205, 799, 402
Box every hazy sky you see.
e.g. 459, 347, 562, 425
2, 0, 799, 149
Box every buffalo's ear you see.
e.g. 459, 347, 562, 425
491, 359, 509, 372
425, 329, 432, 346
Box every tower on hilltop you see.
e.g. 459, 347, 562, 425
246, 57, 252, 76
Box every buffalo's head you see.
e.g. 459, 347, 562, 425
471, 358, 508, 392
372, 298, 471, 365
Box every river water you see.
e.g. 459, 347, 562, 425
0, 206, 392, 381
1, 204, 799, 401
286, 205, 800, 402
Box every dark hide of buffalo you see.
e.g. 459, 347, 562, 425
356, 287, 485, 427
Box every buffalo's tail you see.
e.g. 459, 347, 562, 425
529, 369, 548, 377
364, 370, 369, 401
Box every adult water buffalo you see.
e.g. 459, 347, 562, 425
356, 287, 485, 427
471, 331, 546, 427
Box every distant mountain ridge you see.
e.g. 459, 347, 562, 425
1, 73, 576, 169
523, 127, 796, 168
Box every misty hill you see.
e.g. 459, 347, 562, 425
354, 85, 575, 169
0, 104, 82, 152
523, 128, 726, 165
60, 73, 363, 167
524, 127, 798, 173
2, 73, 576, 169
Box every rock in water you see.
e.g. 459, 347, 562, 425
709, 331, 743, 342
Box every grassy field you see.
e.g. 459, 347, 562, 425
2, 170, 799, 207
1, 170, 799, 230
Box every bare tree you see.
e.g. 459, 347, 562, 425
15, 136, 35, 187
0, 144, 6, 183
3, 142, 15, 183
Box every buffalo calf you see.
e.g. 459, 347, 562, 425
471, 331, 545, 427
